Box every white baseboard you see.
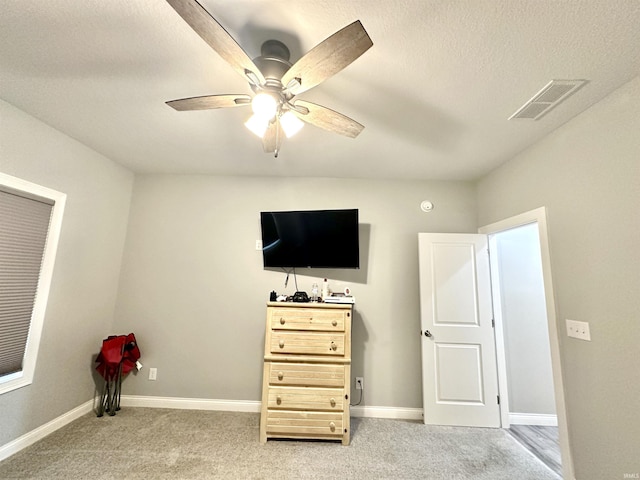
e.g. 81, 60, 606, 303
0, 395, 422, 462
509, 412, 558, 426
351, 405, 423, 421
0, 400, 93, 462
119, 395, 261, 412
121, 396, 423, 420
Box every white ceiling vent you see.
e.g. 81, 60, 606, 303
509, 80, 587, 120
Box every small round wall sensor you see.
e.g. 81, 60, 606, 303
420, 201, 434, 212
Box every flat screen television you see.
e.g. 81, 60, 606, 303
260, 209, 359, 269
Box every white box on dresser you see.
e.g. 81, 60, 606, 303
260, 301, 353, 445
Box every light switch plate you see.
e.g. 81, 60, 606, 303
256, 240, 263, 250
566, 319, 591, 341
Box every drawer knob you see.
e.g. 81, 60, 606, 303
330, 398, 336, 407
276, 396, 282, 405
330, 341, 337, 351
329, 422, 336, 432
278, 340, 285, 348
277, 371, 284, 381
332, 320, 337, 327
280, 317, 285, 325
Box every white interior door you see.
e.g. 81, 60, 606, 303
418, 233, 500, 427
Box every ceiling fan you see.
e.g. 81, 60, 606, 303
165, 0, 373, 157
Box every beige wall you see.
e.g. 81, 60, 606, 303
477, 76, 640, 479
112, 175, 477, 407
0, 99, 133, 446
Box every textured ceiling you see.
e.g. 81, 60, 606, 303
1, 0, 639, 181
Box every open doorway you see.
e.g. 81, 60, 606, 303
488, 222, 560, 475
479, 207, 573, 480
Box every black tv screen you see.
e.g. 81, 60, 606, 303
260, 209, 359, 269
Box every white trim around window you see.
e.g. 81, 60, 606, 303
0, 172, 66, 395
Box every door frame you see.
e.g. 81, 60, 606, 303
479, 206, 574, 480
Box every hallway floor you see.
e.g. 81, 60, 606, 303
509, 425, 562, 477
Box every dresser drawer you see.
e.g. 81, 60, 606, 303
269, 307, 347, 332
265, 410, 345, 438
270, 331, 345, 356
268, 362, 345, 387
267, 386, 345, 411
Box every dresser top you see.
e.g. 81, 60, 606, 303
267, 301, 352, 310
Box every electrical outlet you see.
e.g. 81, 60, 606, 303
255, 240, 263, 250
355, 377, 364, 390
149, 367, 157, 380
566, 319, 591, 341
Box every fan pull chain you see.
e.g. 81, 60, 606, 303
274, 118, 280, 158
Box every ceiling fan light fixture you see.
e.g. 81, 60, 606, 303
280, 111, 304, 138
165, 0, 372, 154
244, 114, 270, 138
251, 92, 278, 119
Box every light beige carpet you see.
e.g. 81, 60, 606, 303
0, 408, 560, 479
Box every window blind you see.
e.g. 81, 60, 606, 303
0, 188, 53, 377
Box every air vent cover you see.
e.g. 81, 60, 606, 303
509, 80, 587, 120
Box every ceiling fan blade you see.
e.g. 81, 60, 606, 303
281, 20, 372, 96
166, 94, 251, 111
166, 0, 265, 85
292, 100, 364, 138
262, 120, 284, 154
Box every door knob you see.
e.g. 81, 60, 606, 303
424, 330, 432, 337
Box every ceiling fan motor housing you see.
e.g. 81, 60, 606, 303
254, 40, 292, 83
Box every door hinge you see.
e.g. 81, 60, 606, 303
497, 395, 500, 405
492, 318, 495, 328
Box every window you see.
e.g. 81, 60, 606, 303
0, 173, 66, 395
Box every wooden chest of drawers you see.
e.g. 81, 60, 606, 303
260, 302, 352, 445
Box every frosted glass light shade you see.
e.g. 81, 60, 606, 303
251, 93, 277, 119
245, 114, 269, 138
280, 111, 304, 138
